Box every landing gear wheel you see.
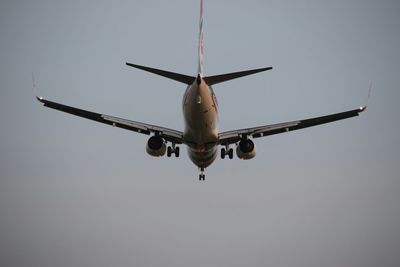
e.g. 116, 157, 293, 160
199, 168, 205, 181
221, 148, 226, 159
167, 145, 180, 157
221, 147, 234, 159
228, 148, 234, 159
167, 146, 172, 157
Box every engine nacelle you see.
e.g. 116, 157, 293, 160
146, 136, 166, 157
236, 139, 256, 160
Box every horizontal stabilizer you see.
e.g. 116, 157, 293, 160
126, 62, 195, 85
204, 67, 272, 86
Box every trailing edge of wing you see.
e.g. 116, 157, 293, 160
203, 67, 272, 86
126, 62, 195, 85
36, 96, 184, 144
101, 115, 183, 143
219, 106, 366, 145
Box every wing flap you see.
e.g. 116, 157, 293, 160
102, 115, 183, 143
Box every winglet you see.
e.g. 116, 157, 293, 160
32, 72, 44, 103
366, 81, 372, 106
360, 81, 373, 112
36, 95, 44, 102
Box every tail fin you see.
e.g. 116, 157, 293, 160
198, 0, 205, 76
125, 1, 274, 87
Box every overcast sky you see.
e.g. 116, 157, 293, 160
1, 0, 400, 266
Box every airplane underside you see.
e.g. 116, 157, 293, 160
188, 147, 218, 180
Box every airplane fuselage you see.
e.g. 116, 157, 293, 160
183, 75, 219, 169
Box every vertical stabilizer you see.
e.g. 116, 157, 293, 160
198, 0, 205, 76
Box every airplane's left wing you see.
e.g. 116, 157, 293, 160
36, 96, 184, 144
219, 106, 366, 145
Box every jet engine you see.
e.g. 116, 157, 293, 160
236, 139, 256, 160
146, 136, 166, 157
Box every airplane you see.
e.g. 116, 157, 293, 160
36, 0, 366, 181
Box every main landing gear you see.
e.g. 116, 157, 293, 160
167, 143, 180, 157
221, 146, 234, 159
199, 168, 205, 181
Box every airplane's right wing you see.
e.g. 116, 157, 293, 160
219, 106, 366, 145
36, 96, 184, 144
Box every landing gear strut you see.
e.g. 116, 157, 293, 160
167, 143, 180, 157
199, 168, 205, 181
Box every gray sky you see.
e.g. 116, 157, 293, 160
1, 0, 400, 266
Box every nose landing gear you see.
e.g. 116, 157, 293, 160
199, 168, 205, 181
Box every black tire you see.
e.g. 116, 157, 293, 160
167, 146, 172, 157
229, 148, 234, 159
175, 147, 180, 157
221, 148, 226, 159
